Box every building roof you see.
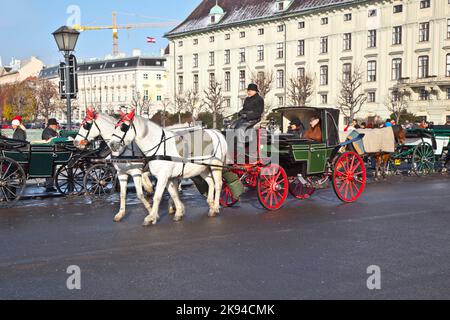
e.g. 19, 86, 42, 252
166, 0, 365, 38
39, 56, 166, 79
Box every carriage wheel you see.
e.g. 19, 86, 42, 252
0, 157, 26, 208
55, 163, 85, 196
289, 177, 315, 200
332, 152, 366, 203
257, 163, 289, 210
220, 179, 239, 208
84, 164, 117, 197
412, 142, 436, 176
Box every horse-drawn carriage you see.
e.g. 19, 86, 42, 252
390, 126, 450, 176
0, 131, 114, 207
220, 107, 367, 210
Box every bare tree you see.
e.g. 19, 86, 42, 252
203, 81, 226, 129
131, 91, 151, 117
173, 94, 186, 124
386, 84, 410, 124
337, 68, 367, 122
159, 98, 172, 127
31, 78, 59, 123
184, 89, 204, 123
288, 73, 314, 106
250, 70, 274, 99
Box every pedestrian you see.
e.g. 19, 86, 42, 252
360, 122, 367, 129
419, 120, 428, 129
353, 119, 361, 129
11, 116, 27, 141
367, 123, 373, 129
42, 118, 60, 141
384, 119, 393, 127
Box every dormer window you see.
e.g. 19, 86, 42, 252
209, 1, 225, 25
275, 0, 293, 12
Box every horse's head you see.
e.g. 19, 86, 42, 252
74, 107, 101, 150
109, 109, 137, 153
393, 125, 406, 145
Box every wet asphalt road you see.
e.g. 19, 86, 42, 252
0, 175, 449, 300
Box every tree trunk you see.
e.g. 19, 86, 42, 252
213, 112, 217, 129
178, 112, 181, 124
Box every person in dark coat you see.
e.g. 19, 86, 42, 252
287, 118, 304, 138
233, 84, 265, 142
12, 116, 27, 141
42, 118, 59, 141
42, 118, 60, 193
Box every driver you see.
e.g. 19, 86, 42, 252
233, 83, 264, 142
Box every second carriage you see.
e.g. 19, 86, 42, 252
220, 107, 367, 210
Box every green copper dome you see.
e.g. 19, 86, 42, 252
210, 4, 224, 15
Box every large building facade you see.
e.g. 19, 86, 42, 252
40, 56, 168, 123
165, 0, 450, 124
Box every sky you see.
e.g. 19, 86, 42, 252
0, 0, 200, 66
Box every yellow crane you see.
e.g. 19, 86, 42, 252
73, 12, 179, 56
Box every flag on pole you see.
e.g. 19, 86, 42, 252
146, 37, 156, 44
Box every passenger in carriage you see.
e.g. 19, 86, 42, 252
11, 116, 27, 141
287, 118, 304, 138
304, 116, 323, 142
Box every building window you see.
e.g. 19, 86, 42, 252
209, 51, 215, 66
143, 90, 149, 101
298, 21, 305, 29
419, 88, 429, 100
193, 39, 198, 45
258, 28, 264, 35
277, 43, 284, 59
420, 0, 430, 9
143, 74, 149, 80
224, 49, 231, 64
277, 24, 284, 32
276, 96, 284, 106
321, 17, 328, 25
257, 45, 264, 61
393, 4, 403, 13
278, 1, 285, 11
193, 74, 199, 93
177, 56, 183, 69
240, 31, 246, 38
178, 76, 184, 94
392, 58, 402, 80
321, 94, 328, 105
368, 91, 376, 103
277, 70, 285, 88
193, 54, 199, 68
392, 26, 402, 45
210, 36, 215, 43
446, 54, 450, 76
368, 30, 377, 48
320, 37, 328, 54
156, 74, 162, 81
178, 41, 183, 47
239, 70, 246, 90
225, 98, 231, 110
239, 48, 246, 63
320, 65, 328, 85
209, 73, 215, 88
343, 33, 352, 51
447, 88, 450, 99
367, 60, 377, 82
344, 13, 352, 21
368, 9, 377, 17
225, 72, 231, 92
225, 33, 230, 40
343, 63, 352, 81
297, 40, 305, 56
157, 96, 162, 101
419, 22, 430, 42
418, 55, 429, 78
297, 67, 305, 78
447, 19, 450, 39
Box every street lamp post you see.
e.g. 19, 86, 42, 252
52, 26, 80, 130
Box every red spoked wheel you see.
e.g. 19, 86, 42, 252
289, 177, 315, 200
257, 163, 289, 211
332, 151, 366, 203
220, 179, 239, 208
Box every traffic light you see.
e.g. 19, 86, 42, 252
59, 54, 78, 99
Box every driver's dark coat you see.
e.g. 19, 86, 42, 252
42, 127, 58, 140
240, 94, 264, 121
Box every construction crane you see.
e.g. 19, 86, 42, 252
72, 12, 179, 56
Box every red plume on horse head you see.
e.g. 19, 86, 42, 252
86, 106, 96, 120
124, 109, 136, 122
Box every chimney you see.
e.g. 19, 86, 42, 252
132, 49, 142, 57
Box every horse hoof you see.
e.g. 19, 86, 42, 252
114, 214, 124, 223
173, 215, 184, 222
208, 211, 218, 218
168, 207, 176, 215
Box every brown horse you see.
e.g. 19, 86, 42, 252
373, 125, 406, 180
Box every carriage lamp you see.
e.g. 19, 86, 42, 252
52, 26, 80, 131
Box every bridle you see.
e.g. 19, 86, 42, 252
76, 118, 102, 142
111, 116, 137, 148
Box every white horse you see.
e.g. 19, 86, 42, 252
109, 111, 227, 226
74, 109, 158, 222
